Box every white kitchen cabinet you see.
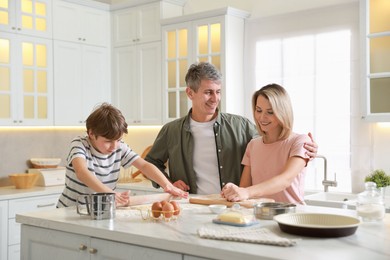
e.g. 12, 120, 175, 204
111, 1, 184, 125
361, 0, 390, 121
0, 32, 53, 126
54, 40, 110, 126
161, 8, 250, 122
0, 0, 52, 38
21, 225, 182, 260
52, 0, 109, 47
0, 193, 59, 260
0, 200, 7, 260
113, 42, 161, 125
112, 0, 184, 47
112, 3, 160, 47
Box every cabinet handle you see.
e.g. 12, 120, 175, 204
17, 28, 21, 31
12, 26, 16, 30
79, 244, 87, 251
37, 203, 55, 208
78, 37, 82, 40
89, 248, 98, 254
83, 38, 86, 41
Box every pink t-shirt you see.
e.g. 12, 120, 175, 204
241, 133, 311, 204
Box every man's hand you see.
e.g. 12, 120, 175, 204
172, 180, 190, 192
304, 132, 318, 160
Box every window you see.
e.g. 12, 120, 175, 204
255, 30, 351, 192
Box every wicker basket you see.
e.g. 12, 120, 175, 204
30, 158, 61, 168
9, 173, 39, 189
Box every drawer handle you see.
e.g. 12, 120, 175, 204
79, 244, 87, 251
89, 248, 98, 254
37, 203, 55, 208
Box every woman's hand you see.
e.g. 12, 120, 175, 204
221, 183, 250, 202
304, 132, 318, 160
115, 190, 130, 207
164, 184, 189, 199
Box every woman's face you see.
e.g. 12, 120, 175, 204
254, 95, 281, 134
88, 131, 122, 155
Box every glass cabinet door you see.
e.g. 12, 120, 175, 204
194, 21, 222, 72
164, 24, 191, 120
0, 32, 52, 125
364, 0, 390, 120
0, 0, 51, 38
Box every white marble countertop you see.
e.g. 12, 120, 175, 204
16, 199, 390, 260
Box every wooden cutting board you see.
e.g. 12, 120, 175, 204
189, 194, 274, 208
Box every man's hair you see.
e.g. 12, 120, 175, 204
86, 103, 128, 140
185, 62, 222, 92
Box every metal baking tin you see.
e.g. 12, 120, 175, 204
254, 202, 296, 220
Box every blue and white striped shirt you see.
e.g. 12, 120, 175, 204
57, 136, 139, 207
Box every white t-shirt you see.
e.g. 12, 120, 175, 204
190, 118, 220, 194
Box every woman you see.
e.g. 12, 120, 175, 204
221, 84, 311, 204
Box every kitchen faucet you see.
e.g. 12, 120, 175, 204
315, 155, 337, 192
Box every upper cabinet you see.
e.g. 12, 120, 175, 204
161, 8, 250, 122
0, 0, 53, 126
52, 0, 109, 47
112, 3, 161, 47
0, 0, 52, 38
52, 0, 111, 126
361, 0, 390, 121
111, 0, 184, 125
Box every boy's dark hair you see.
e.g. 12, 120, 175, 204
86, 103, 128, 140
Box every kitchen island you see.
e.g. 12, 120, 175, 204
16, 200, 389, 260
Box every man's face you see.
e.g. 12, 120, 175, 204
187, 79, 221, 122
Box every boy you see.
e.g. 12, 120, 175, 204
57, 103, 187, 207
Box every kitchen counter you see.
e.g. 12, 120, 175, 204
0, 185, 64, 200
16, 200, 390, 260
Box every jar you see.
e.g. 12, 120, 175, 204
356, 182, 385, 222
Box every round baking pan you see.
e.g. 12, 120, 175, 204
273, 213, 361, 237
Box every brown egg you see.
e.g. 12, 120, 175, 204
151, 201, 162, 218
160, 200, 168, 207
162, 202, 174, 218
170, 201, 180, 216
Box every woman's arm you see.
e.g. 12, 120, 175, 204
239, 166, 252, 187
222, 156, 307, 201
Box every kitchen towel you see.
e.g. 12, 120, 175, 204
198, 223, 298, 247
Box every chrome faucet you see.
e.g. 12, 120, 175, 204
315, 155, 337, 192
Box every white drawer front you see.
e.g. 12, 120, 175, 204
8, 194, 59, 218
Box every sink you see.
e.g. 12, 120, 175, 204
304, 192, 390, 213
304, 192, 357, 209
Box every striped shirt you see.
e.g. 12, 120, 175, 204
57, 136, 139, 207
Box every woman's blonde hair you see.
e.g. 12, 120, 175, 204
252, 83, 293, 139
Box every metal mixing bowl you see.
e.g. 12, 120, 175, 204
254, 202, 296, 220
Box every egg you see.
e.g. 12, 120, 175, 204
151, 201, 162, 218
170, 201, 180, 216
162, 202, 174, 218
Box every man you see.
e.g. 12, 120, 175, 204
146, 62, 317, 194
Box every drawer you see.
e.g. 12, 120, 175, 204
8, 194, 59, 218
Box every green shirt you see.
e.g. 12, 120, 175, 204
145, 110, 258, 194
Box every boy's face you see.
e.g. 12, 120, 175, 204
88, 131, 122, 155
